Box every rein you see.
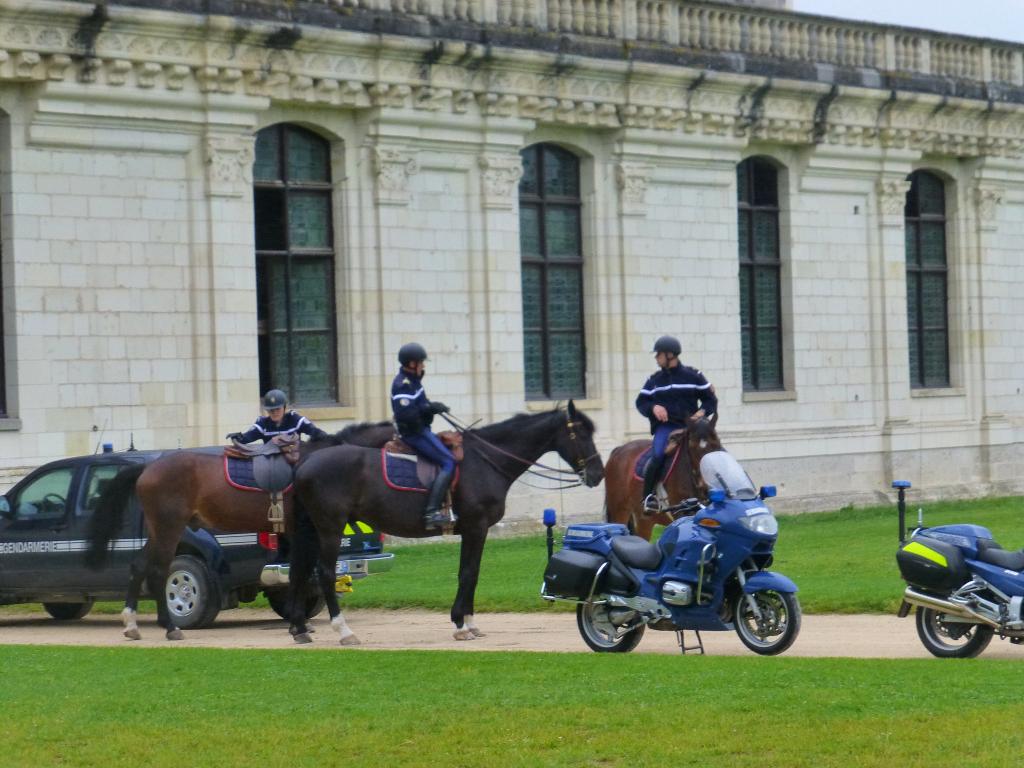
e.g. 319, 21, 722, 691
441, 412, 599, 488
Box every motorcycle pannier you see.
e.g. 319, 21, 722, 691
543, 549, 607, 599
897, 537, 969, 592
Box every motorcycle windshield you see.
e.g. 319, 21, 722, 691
699, 451, 758, 500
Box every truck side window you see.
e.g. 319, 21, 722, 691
11, 468, 74, 522
80, 465, 124, 516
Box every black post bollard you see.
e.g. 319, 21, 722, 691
892, 480, 911, 544
543, 508, 556, 561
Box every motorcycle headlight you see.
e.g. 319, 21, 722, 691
739, 512, 778, 536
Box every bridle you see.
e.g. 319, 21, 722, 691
442, 412, 600, 489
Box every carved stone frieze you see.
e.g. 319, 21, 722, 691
615, 162, 654, 216
0, 7, 1022, 160
205, 133, 255, 198
373, 147, 419, 206
478, 154, 523, 209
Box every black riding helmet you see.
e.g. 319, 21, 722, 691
263, 389, 287, 409
652, 336, 681, 357
398, 342, 428, 367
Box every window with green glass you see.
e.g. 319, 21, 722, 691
737, 157, 783, 391
253, 124, 337, 404
904, 170, 949, 389
518, 144, 586, 399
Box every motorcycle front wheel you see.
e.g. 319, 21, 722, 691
915, 607, 994, 658
733, 590, 801, 655
576, 602, 646, 653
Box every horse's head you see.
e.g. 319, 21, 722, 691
686, 411, 721, 497
557, 400, 604, 487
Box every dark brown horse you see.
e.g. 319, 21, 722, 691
86, 422, 394, 640
604, 413, 721, 541
284, 402, 604, 644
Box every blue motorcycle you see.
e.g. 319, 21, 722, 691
895, 480, 1024, 658
542, 451, 801, 655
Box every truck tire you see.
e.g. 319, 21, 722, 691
265, 588, 325, 621
43, 600, 94, 621
165, 555, 222, 630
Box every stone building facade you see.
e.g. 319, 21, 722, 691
0, 0, 1022, 523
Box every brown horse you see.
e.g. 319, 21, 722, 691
604, 413, 722, 541
86, 422, 394, 640
284, 402, 604, 644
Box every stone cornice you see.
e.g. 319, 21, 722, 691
2, 1, 1023, 158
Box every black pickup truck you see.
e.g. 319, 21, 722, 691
0, 449, 392, 628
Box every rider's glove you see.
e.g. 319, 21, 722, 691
429, 401, 450, 415
226, 432, 245, 442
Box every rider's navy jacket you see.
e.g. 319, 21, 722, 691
635, 365, 717, 434
391, 369, 436, 437
237, 411, 328, 444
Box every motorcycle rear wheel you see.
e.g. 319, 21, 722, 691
915, 607, 994, 658
733, 590, 801, 655
576, 602, 646, 653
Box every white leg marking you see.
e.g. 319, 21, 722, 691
331, 614, 360, 646
121, 607, 141, 640
464, 614, 485, 638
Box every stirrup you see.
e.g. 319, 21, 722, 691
423, 509, 448, 528
642, 494, 662, 516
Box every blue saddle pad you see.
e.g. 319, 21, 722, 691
381, 451, 428, 492
225, 456, 259, 490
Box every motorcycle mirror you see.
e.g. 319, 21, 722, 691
708, 489, 726, 503
759, 485, 777, 499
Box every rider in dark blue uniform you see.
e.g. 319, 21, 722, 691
391, 343, 455, 529
227, 389, 329, 444
635, 336, 717, 514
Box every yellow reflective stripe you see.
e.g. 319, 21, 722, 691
904, 541, 948, 568
342, 522, 375, 535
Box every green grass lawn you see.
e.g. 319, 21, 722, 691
0, 645, 1020, 768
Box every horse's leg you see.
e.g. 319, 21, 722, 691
121, 556, 147, 640
451, 522, 489, 640
316, 535, 359, 646
144, 549, 183, 641
286, 497, 320, 644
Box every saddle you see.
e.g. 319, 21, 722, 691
381, 431, 463, 507
224, 434, 300, 533
632, 428, 687, 483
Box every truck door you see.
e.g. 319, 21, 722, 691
0, 465, 77, 591
72, 462, 145, 590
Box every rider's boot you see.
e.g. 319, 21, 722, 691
641, 458, 663, 516
423, 469, 454, 529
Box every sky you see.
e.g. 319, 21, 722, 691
791, 0, 1024, 44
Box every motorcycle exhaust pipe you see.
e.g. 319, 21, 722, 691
902, 587, 999, 629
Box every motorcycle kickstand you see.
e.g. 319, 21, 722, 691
676, 629, 705, 655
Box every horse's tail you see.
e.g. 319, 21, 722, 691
86, 463, 146, 570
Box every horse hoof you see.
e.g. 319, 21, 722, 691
339, 634, 361, 646
166, 628, 184, 641
468, 627, 485, 638
453, 628, 476, 641
123, 628, 141, 641
293, 632, 313, 645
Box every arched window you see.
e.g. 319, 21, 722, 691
904, 170, 949, 388
252, 124, 337, 404
518, 144, 586, 399
737, 157, 782, 391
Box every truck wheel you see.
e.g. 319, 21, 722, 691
43, 600, 94, 621
165, 555, 221, 630
265, 587, 325, 621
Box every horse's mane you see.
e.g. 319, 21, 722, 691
473, 406, 595, 438
315, 420, 392, 446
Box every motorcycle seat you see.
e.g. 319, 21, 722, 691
610, 535, 663, 570
977, 539, 1024, 572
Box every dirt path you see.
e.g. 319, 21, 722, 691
1, 608, 1020, 657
